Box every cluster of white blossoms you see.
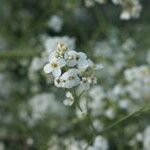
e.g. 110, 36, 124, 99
44, 43, 103, 106
143, 126, 150, 150
129, 126, 150, 150
19, 93, 66, 126
47, 135, 108, 150
112, 0, 142, 20
124, 65, 150, 100
85, 0, 106, 7
85, 0, 142, 20
87, 135, 108, 150
28, 36, 75, 83
0, 142, 5, 150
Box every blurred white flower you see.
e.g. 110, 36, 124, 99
85, 0, 95, 7
89, 85, 105, 101
20, 93, 66, 126
29, 57, 44, 72
85, 0, 142, 20
143, 126, 150, 150
122, 38, 136, 51
147, 50, 150, 64
93, 119, 104, 131
63, 91, 74, 106
112, 0, 142, 20
104, 107, 115, 119
47, 15, 63, 32
43, 36, 75, 54
89, 86, 106, 116
85, 0, 106, 7
88, 59, 103, 70
118, 99, 130, 109
64, 137, 87, 150
124, 65, 150, 100
76, 96, 88, 118
88, 135, 108, 150
26, 138, 34, 146
0, 142, 5, 150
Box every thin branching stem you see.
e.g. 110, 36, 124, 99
84, 103, 150, 150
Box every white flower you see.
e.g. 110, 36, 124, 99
120, 10, 131, 20
120, 0, 142, 20
85, 0, 95, 7
95, 0, 106, 4
105, 108, 115, 119
63, 91, 74, 106
89, 85, 105, 101
88, 135, 108, 150
43, 36, 75, 54
88, 59, 103, 70
0, 142, 5, 150
77, 52, 89, 70
47, 15, 63, 32
64, 50, 89, 70
60, 69, 81, 88
25, 93, 66, 124
44, 57, 66, 77
64, 50, 78, 67
143, 126, 150, 150
147, 50, 150, 64
118, 99, 129, 109
54, 78, 64, 88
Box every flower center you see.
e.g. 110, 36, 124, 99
56, 78, 61, 83
76, 55, 80, 61
51, 63, 58, 68
68, 56, 74, 61
68, 76, 75, 80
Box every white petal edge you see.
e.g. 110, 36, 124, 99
52, 68, 61, 77
43, 63, 52, 73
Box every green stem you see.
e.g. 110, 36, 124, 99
0, 49, 41, 59
84, 103, 150, 149
100, 103, 150, 134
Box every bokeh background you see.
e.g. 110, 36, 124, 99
0, 0, 150, 150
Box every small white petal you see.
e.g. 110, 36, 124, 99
78, 59, 89, 70
65, 50, 77, 57
43, 63, 52, 73
65, 50, 78, 67
52, 68, 61, 77
78, 52, 87, 59
95, 64, 104, 70
48, 51, 57, 62
74, 76, 81, 86
66, 91, 73, 99
61, 71, 69, 80
63, 98, 74, 106
57, 58, 66, 67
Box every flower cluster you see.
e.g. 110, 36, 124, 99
44, 43, 102, 105
124, 65, 150, 100
112, 0, 142, 20
19, 93, 66, 126
47, 135, 108, 150
85, 0, 142, 20
85, 0, 106, 7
